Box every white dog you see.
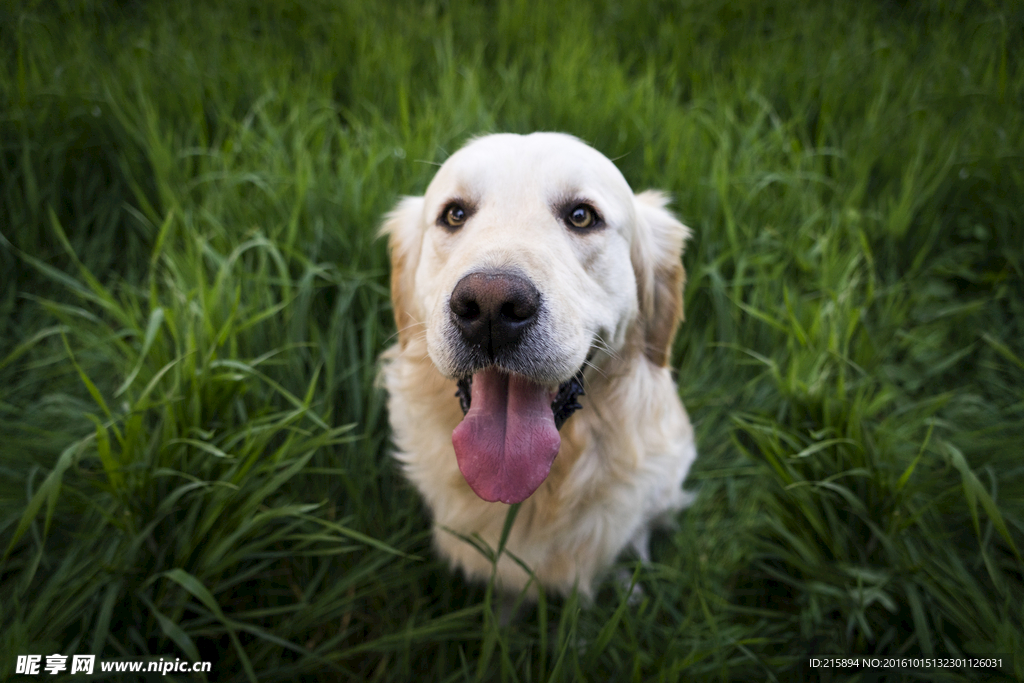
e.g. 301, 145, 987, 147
380, 133, 696, 598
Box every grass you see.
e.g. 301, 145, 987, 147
1, 0, 1022, 680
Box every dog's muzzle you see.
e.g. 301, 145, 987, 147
447, 269, 586, 429
444, 269, 589, 503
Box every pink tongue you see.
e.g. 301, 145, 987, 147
452, 368, 561, 504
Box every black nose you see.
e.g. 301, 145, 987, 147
449, 271, 541, 356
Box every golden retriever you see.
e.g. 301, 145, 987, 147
380, 132, 696, 598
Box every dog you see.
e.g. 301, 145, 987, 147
380, 132, 697, 599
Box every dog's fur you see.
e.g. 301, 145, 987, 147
380, 133, 696, 598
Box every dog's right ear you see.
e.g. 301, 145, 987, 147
379, 196, 425, 349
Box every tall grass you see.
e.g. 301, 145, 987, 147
2, 0, 1022, 680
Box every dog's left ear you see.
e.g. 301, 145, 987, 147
379, 196, 426, 349
631, 190, 691, 367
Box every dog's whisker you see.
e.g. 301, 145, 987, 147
590, 334, 623, 364
385, 320, 429, 346
581, 359, 607, 383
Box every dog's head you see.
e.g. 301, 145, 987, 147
382, 133, 690, 504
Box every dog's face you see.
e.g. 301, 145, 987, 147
383, 133, 689, 504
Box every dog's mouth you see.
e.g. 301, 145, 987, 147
451, 367, 585, 505
454, 370, 585, 429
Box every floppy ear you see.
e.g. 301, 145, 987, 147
630, 190, 691, 367
379, 196, 425, 349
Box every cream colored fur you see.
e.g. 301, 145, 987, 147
380, 132, 696, 598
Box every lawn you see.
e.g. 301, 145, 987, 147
1, 0, 1022, 680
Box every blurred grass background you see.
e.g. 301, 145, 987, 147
1, 0, 1022, 680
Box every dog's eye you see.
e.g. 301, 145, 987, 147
441, 203, 468, 228
567, 204, 597, 229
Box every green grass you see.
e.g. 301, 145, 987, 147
1, 0, 1022, 680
